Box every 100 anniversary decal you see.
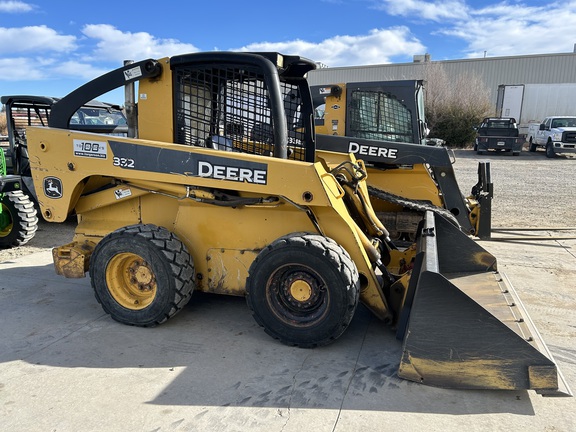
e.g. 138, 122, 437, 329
107, 141, 268, 185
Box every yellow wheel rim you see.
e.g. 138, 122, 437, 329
106, 252, 157, 310
0, 202, 13, 238
289, 279, 313, 302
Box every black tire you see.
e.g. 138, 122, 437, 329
529, 139, 537, 152
0, 191, 38, 248
513, 152, 520, 156
246, 233, 360, 348
545, 142, 556, 158
89, 224, 195, 326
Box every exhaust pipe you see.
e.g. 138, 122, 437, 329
124, 60, 137, 138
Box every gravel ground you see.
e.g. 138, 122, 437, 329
452, 148, 575, 229
1, 147, 574, 263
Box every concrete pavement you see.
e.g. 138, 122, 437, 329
1, 237, 575, 431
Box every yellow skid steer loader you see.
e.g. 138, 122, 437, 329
311, 82, 492, 240
25, 52, 570, 396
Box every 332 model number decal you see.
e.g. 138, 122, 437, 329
113, 156, 135, 168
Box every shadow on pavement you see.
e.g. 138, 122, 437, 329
0, 260, 538, 416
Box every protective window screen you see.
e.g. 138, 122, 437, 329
174, 64, 306, 161
349, 90, 414, 142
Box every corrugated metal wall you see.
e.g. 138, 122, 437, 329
307, 53, 576, 106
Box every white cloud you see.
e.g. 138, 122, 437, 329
50, 60, 111, 81
375, 0, 576, 58
0, 57, 46, 80
0, 56, 106, 82
441, 1, 576, 57
237, 27, 425, 67
81, 24, 199, 63
0, 25, 76, 54
0, 0, 34, 13
0, 24, 425, 83
0, 24, 201, 83
374, 0, 469, 21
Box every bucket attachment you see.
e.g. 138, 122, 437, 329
396, 211, 572, 396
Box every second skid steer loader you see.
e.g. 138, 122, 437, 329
25, 51, 569, 395
311, 82, 493, 240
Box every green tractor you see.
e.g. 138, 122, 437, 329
0, 145, 38, 248
0, 145, 37, 248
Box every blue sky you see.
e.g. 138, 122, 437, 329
1, 0, 575, 105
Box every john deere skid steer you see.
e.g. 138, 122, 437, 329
25, 52, 570, 395
311, 82, 493, 241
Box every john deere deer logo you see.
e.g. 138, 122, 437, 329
43, 177, 63, 199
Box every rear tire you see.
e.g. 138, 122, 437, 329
0, 191, 38, 248
89, 224, 195, 326
545, 142, 556, 158
529, 139, 537, 152
246, 233, 360, 348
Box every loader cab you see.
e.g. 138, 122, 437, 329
311, 80, 429, 145
168, 52, 318, 163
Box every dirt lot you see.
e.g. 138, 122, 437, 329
1, 147, 574, 264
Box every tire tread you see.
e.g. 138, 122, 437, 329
90, 224, 194, 327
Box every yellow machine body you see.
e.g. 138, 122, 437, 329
29, 125, 394, 320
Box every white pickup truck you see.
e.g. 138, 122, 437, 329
527, 116, 576, 158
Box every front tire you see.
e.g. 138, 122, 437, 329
545, 142, 556, 158
0, 191, 38, 248
89, 224, 195, 326
246, 233, 360, 348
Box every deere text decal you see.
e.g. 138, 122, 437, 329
108, 141, 268, 185
197, 160, 267, 184
348, 141, 398, 159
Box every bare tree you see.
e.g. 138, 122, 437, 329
423, 62, 493, 147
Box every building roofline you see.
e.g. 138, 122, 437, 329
310, 51, 576, 72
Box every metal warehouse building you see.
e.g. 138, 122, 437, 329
307, 51, 576, 128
